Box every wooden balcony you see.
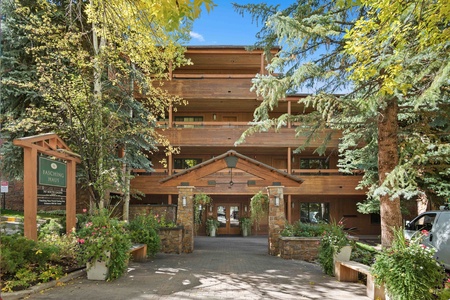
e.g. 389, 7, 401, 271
156, 122, 342, 149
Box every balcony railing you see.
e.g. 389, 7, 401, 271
156, 121, 326, 129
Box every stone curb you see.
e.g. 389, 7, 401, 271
1, 268, 86, 300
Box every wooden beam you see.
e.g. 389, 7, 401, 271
23, 147, 38, 241
173, 74, 256, 79
66, 160, 77, 235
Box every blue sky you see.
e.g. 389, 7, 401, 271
188, 1, 283, 46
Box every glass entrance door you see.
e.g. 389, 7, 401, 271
216, 204, 240, 235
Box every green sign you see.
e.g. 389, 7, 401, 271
38, 157, 66, 187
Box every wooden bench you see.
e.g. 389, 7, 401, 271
129, 244, 147, 262
335, 260, 385, 300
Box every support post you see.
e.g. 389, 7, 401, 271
267, 186, 285, 256
24, 147, 38, 241
66, 160, 77, 234
177, 186, 195, 253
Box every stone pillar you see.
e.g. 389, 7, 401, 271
177, 186, 195, 253
267, 186, 286, 256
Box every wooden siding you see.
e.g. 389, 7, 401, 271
158, 127, 342, 148
160, 78, 256, 99
130, 174, 364, 196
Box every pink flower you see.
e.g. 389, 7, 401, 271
82, 208, 87, 213
420, 244, 427, 249
77, 238, 85, 244
421, 230, 429, 236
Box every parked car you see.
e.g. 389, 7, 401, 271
404, 204, 450, 270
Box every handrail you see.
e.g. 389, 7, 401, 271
156, 121, 327, 129
156, 121, 250, 128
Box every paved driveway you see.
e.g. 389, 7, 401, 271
13, 236, 370, 300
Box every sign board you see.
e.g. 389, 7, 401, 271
1, 181, 8, 193
38, 197, 66, 206
37, 188, 66, 206
38, 157, 66, 187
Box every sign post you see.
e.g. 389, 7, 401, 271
1, 181, 7, 209
13, 133, 80, 241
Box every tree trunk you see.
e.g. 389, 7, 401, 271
378, 98, 402, 247
416, 191, 428, 215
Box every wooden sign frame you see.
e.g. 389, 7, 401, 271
13, 133, 81, 241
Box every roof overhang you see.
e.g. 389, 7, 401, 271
160, 150, 302, 188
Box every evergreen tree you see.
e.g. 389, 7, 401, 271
234, 0, 449, 246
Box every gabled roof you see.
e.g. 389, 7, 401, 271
160, 150, 302, 188
13, 132, 81, 162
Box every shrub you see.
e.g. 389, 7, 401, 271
281, 221, 325, 237
0, 235, 69, 292
39, 218, 64, 238
318, 219, 351, 276
250, 191, 269, 231
127, 214, 161, 256
76, 209, 132, 281
371, 227, 446, 300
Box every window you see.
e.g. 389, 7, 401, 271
300, 203, 330, 223
370, 213, 381, 224
300, 158, 329, 169
174, 116, 203, 128
174, 158, 202, 169
406, 213, 437, 232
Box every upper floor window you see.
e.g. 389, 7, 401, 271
174, 116, 203, 128
299, 158, 329, 169
174, 158, 202, 169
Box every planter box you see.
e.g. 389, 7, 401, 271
87, 260, 108, 280
86, 251, 110, 280
279, 237, 321, 262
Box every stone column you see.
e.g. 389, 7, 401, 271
267, 186, 286, 256
177, 186, 195, 253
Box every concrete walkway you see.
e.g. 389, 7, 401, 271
10, 236, 370, 300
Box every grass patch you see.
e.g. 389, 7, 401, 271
1, 209, 65, 220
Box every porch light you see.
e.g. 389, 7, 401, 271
224, 156, 238, 168
275, 196, 280, 207
224, 155, 238, 187
199, 204, 202, 210
182, 196, 187, 207
244, 205, 247, 212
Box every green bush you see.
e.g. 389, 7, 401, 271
318, 220, 351, 276
371, 228, 446, 300
0, 235, 68, 292
39, 219, 64, 238
281, 221, 325, 237
76, 209, 132, 281
127, 214, 161, 256
0, 236, 59, 273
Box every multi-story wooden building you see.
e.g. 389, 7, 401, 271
130, 46, 381, 236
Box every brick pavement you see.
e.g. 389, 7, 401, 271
6, 236, 370, 300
